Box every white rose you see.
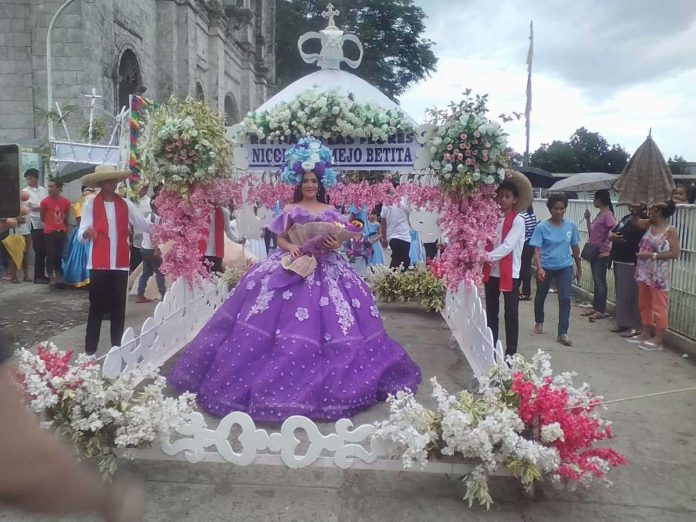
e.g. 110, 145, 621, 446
432, 137, 442, 146
301, 160, 314, 171
485, 176, 495, 184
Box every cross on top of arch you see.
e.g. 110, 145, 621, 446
322, 3, 340, 28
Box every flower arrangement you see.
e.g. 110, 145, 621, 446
438, 185, 500, 289
14, 343, 196, 477
153, 180, 242, 282
425, 91, 509, 195
280, 137, 337, 188
366, 264, 446, 313
374, 351, 626, 508
221, 263, 251, 289
236, 87, 416, 143
139, 96, 233, 195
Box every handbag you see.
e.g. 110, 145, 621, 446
580, 242, 600, 262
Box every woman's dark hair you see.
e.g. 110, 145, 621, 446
292, 175, 327, 203
23, 168, 39, 179
689, 184, 696, 204
527, 205, 534, 213
654, 200, 676, 219
594, 189, 614, 214
497, 180, 519, 198
546, 193, 568, 210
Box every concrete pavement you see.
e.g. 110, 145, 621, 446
0, 285, 695, 521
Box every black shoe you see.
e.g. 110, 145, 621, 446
34, 277, 49, 284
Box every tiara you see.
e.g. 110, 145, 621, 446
280, 137, 337, 188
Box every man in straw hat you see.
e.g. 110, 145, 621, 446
78, 165, 153, 355
483, 171, 533, 358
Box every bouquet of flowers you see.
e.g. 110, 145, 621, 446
425, 91, 509, 195
374, 351, 626, 508
14, 343, 197, 477
236, 87, 415, 143
139, 96, 233, 196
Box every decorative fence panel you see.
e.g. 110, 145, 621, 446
101, 277, 228, 384
532, 199, 696, 340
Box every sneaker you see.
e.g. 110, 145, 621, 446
639, 342, 663, 351
557, 334, 573, 346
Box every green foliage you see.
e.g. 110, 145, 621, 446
222, 264, 247, 289
79, 117, 107, 142
275, 0, 437, 100
531, 127, 629, 174
368, 265, 445, 313
668, 155, 687, 175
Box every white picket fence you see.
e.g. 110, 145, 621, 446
101, 277, 228, 384
103, 277, 503, 473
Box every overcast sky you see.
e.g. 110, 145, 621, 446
399, 0, 696, 159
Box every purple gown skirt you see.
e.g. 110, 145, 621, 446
168, 248, 421, 422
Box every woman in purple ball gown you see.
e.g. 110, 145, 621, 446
168, 141, 421, 422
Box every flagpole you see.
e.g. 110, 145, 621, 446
524, 21, 534, 167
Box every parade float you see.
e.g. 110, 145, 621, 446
18, 4, 625, 508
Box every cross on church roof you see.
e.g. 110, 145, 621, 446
322, 3, 340, 28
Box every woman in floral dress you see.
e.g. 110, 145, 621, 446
168, 138, 421, 421
629, 200, 680, 351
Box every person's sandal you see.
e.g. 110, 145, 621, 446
588, 312, 609, 322
620, 329, 641, 338
519, 294, 531, 301
610, 326, 628, 333
581, 309, 596, 317
534, 323, 543, 335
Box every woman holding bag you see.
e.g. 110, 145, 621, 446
581, 189, 617, 321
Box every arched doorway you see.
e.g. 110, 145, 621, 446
224, 94, 239, 125
196, 82, 205, 102
117, 49, 142, 111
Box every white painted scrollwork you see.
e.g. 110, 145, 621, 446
297, 3, 364, 71
161, 412, 388, 469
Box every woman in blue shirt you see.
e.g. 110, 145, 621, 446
529, 194, 582, 346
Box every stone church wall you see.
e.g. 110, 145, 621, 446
0, 0, 275, 145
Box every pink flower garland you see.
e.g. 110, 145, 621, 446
512, 372, 627, 483
155, 177, 497, 288
438, 185, 500, 289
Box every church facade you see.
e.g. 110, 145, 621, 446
0, 0, 276, 144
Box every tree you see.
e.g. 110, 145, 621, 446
668, 155, 687, 174
530, 127, 629, 173
530, 140, 579, 173
274, 0, 437, 100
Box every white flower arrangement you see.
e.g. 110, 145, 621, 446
425, 92, 510, 195
373, 351, 626, 509
236, 87, 416, 143
139, 96, 233, 196
14, 343, 197, 477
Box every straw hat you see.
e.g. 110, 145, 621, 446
81, 165, 130, 187
504, 170, 533, 212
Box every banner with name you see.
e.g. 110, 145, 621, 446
242, 134, 421, 172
